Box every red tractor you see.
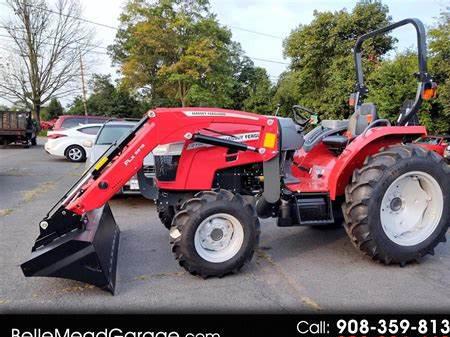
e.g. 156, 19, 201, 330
21, 18, 449, 294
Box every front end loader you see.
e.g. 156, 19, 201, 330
21, 108, 283, 293
21, 18, 449, 294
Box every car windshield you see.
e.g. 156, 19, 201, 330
95, 124, 134, 145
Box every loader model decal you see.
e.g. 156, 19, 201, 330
187, 132, 260, 150
124, 143, 146, 167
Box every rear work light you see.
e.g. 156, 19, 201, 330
47, 134, 67, 139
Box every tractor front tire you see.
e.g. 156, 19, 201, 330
170, 190, 260, 278
343, 144, 450, 265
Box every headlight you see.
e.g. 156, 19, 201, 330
152, 142, 184, 156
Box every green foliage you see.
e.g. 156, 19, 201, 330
43, 98, 64, 120
67, 75, 146, 118
428, 9, 450, 133
110, 0, 268, 111
111, 0, 242, 108
366, 52, 417, 121
80, 0, 449, 134
275, 0, 394, 119
242, 67, 274, 115
272, 2, 449, 134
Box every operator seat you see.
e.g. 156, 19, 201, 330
322, 103, 378, 152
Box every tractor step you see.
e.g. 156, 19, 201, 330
277, 193, 334, 227
295, 193, 334, 225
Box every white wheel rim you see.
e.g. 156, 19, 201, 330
194, 213, 244, 263
68, 148, 82, 160
380, 171, 443, 246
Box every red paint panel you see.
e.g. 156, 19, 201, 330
66, 107, 279, 214
287, 126, 426, 200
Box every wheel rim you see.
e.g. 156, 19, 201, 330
194, 213, 244, 263
68, 147, 82, 161
380, 171, 443, 246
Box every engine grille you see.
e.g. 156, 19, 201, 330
154, 155, 180, 181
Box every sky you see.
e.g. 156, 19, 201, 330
0, 0, 448, 107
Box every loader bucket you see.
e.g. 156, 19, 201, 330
21, 203, 120, 294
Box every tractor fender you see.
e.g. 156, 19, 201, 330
329, 125, 426, 199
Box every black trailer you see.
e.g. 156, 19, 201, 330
0, 110, 37, 147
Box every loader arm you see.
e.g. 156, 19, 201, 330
21, 108, 279, 293
65, 109, 277, 215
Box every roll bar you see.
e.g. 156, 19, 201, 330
353, 18, 433, 126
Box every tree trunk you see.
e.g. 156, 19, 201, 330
178, 80, 186, 107
33, 101, 41, 123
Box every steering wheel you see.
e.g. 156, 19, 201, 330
292, 104, 316, 127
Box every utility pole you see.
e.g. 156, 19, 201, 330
79, 52, 88, 116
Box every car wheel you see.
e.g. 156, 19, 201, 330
65, 145, 86, 162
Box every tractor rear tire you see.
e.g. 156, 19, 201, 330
170, 190, 260, 278
343, 144, 450, 265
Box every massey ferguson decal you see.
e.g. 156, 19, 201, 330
187, 132, 260, 150
183, 110, 259, 121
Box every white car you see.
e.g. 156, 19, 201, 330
45, 124, 102, 162
86, 120, 156, 196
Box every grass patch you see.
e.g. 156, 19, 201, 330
22, 181, 55, 202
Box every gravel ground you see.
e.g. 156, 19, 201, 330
1, 138, 450, 313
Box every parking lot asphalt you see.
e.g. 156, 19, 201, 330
1, 138, 450, 313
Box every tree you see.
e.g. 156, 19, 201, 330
227, 55, 272, 113
67, 74, 145, 118
428, 9, 450, 133
0, 0, 93, 122
45, 97, 64, 120
243, 67, 273, 115
110, 0, 241, 108
274, 0, 394, 119
366, 52, 419, 122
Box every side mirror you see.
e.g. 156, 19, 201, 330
83, 140, 93, 148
